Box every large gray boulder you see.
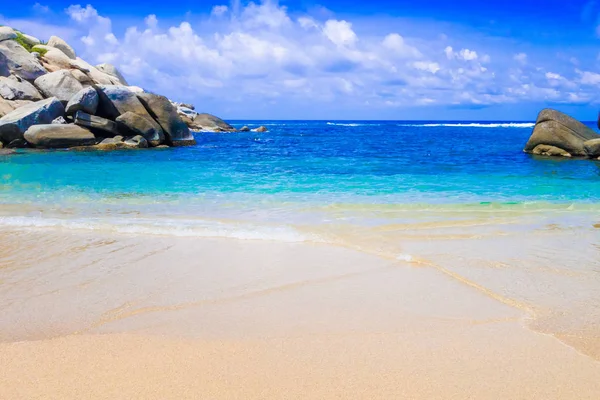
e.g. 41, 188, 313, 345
0, 76, 43, 101
47, 36, 76, 59
584, 139, 600, 158
189, 113, 236, 132
34, 70, 84, 103
524, 109, 600, 157
71, 58, 120, 85
24, 124, 96, 148
96, 63, 128, 85
74, 111, 120, 137
0, 27, 17, 42
0, 97, 64, 143
115, 111, 163, 146
96, 85, 164, 144
0, 40, 47, 80
0, 98, 33, 118
137, 92, 196, 146
34, 46, 73, 71
65, 86, 99, 115
20, 34, 41, 47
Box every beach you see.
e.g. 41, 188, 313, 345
1, 121, 600, 398
1, 208, 600, 399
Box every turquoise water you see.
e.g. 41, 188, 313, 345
1, 121, 599, 208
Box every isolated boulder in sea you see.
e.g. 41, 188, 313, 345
0, 39, 47, 81
0, 27, 18, 42
24, 124, 96, 148
239, 126, 250, 132
584, 139, 600, 158
115, 111, 163, 146
189, 113, 236, 132
65, 86, 99, 115
253, 126, 268, 133
95, 63, 128, 85
74, 111, 120, 137
47, 36, 76, 60
524, 109, 600, 157
137, 92, 195, 146
34, 70, 84, 103
0, 97, 64, 143
0, 76, 43, 101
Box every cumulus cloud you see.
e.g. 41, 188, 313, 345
56, 1, 598, 113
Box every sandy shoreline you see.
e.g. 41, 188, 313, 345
1, 227, 599, 398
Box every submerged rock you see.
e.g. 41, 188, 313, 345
524, 109, 600, 157
24, 124, 96, 148
0, 97, 64, 143
137, 93, 195, 146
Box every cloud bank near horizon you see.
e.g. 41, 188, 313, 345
2, 1, 600, 119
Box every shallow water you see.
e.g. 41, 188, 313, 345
0, 120, 599, 358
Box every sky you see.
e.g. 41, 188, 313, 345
3, 0, 600, 120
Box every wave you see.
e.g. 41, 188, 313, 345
398, 122, 535, 128
326, 122, 382, 127
0, 216, 322, 244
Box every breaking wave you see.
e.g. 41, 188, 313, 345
398, 122, 535, 128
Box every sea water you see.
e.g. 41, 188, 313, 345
0, 121, 599, 357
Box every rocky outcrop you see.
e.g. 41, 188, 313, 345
74, 111, 120, 137
0, 97, 64, 143
115, 111, 163, 146
34, 70, 84, 103
0, 39, 47, 80
0, 76, 43, 101
524, 109, 600, 157
24, 124, 96, 148
0, 24, 241, 150
137, 93, 195, 146
65, 87, 99, 115
47, 36, 76, 59
239, 126, 250, 132
254, 126, 268, 133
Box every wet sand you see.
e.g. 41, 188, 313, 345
1, 227, 600, 399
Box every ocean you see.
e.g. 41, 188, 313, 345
1, 120, 599, 358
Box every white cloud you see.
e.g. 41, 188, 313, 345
323, 20, 357, 47
32, 3, 50, 13
56, 2, 598, 112
514, 52, 527, 64
211, 5, 228, 17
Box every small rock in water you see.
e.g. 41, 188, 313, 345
239, 126, 250, 132
6, 138, 28, 148
253, 126, 268, 133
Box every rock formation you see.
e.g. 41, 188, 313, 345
0, 24, 243, 151
524, 109, 600, 159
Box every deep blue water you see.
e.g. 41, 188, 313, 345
1, 121, 599, 208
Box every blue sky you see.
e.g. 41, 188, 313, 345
3, 0, 600, 120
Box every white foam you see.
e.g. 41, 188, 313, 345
397, 254, 414, 262
398, 123, 535, 128
0, 216, 321, 244
326, 122, 380, 127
